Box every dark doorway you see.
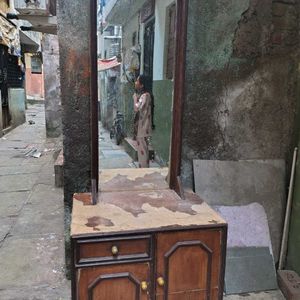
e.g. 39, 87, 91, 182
143, 18, 155, 85
0, 45, 10, 129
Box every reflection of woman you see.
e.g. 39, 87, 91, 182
133, 75, 152, 168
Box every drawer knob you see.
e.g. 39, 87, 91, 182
157, 277, 165, 287
111, 245, 119, 256
141, 281, 148, 291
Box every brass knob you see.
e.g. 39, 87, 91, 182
141, 281, 148, 291
111, 245, 119, 256
157, 277, 165, 287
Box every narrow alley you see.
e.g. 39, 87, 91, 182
0, 104, 70, 299
1, 0, 300, 299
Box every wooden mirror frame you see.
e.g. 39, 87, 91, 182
90, 0, 189, 198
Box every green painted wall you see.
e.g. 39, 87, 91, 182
120, 79, 173, 165
152, 80, 173, 164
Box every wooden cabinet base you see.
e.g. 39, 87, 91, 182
71, 170, 227, 299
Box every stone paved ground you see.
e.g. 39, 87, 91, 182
0, 104, 285, 299
0, 104, 70, 299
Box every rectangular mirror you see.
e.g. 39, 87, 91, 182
94, 0, 188, 195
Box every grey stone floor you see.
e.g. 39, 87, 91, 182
0, 104, 70, 299
0, 104, 285, 299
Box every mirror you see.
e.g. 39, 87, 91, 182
97, 0, 179, 170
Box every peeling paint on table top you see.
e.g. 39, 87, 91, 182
99, 168, 169, 192
71, 189, 226, 237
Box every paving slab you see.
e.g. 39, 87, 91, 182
0, 174, 39, 193
0, 235, 66, 289
0, 217, 15, 242
225, 247, 277, 294
11, 186, 64, 237
0, 191, 30, 217
0, 165, 42, 176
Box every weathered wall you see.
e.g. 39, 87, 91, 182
181, 0, 300, 187
43, 34, 62, 138
57, 0, 92, 205
57, 0, 92, 275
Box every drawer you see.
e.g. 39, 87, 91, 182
75, 235, 152, 266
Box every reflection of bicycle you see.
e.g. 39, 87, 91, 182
110, 111, 124, 145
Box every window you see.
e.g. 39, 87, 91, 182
31, 56, 42, 74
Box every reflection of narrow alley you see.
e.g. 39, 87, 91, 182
99, 122, 134, 169
99, 122, 160, 169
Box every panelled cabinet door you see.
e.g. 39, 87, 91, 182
77, 263, 151, 300
156, 230, 223, 300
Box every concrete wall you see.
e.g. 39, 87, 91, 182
8, 88, 26, 128
153, 0, 174, 81
57, 0, 92, 205
57, 0, 92, 274
42, 34, 62, 138
181, 0, 300, 187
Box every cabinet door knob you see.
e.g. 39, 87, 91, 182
111, 245, 119, 256
157, 277, 165, 287
141, 281, 148, 291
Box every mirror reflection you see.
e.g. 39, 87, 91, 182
97, 0, 176, 170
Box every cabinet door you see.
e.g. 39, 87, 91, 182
77, 263, 151, 300
156, 230, 223, 300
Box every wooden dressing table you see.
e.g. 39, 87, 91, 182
70, 1, 227, 299
71, 169, 227, 299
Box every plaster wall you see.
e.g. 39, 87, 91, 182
181, 0, 300, 186
42, 34, 62, 138
57, 0, 92, 204
153, 0, 174, 81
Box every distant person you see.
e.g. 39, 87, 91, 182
133, 75, 153, 168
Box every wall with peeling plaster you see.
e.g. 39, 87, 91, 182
181, 0, 300, 185
57, 0, 92, 276
43, 34, 62, 138
181, 0, 300, 272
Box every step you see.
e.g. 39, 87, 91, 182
54, 149, 64, 188
278, 270, 300, 300
123, 138, 138, 161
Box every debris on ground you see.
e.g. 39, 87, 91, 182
28, 120, 35, 125
24, 148, 42, 158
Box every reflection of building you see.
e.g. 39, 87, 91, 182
11, 0, 61, 137
0, 0, 41, 135
98, 0, 176, 164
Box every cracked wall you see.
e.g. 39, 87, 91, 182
181, 0, 300, 186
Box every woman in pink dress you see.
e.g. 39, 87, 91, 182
133, 75, 153, 168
